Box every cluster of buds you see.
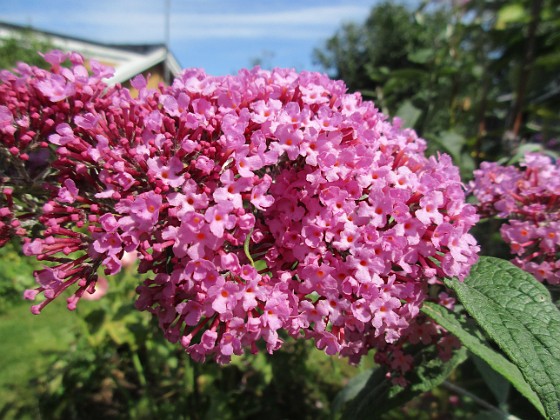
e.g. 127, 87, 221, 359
0, 188, 24, 247
0, 52, 479, 371
471, 153, 560, 284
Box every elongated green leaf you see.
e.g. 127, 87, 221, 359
536, 52, 560, 68
395, 100, 422, 129
445, 257, 560, 420
408, 48, 433, 64
342, 367, 388, 419
388, 68, 428, 79
503, 143, 547, 165
431, 130, 465, 163
422, 302, 544, 417
472, 355, 510, 408
343, 344, 467, 419
332, 368, 374, 414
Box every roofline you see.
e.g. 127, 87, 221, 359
0, 20, 163, 54
0, 20, 183, 84
105, 46, 182, 85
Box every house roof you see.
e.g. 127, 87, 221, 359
0, 21, 182, 85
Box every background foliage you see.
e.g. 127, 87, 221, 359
314, 0, 560, 176
0, 30, 54, 70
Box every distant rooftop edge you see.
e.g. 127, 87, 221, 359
0, 20, 167, 55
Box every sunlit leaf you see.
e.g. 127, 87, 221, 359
445, 257, 560, 420
421, 301, 544, 417
395, 100, 422, 129
332, 368, 373, 414
430, 130, 465, 163
496, 3, 527, 29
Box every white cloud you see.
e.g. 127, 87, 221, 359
171, 6, 369, 39
179, 6, 368, 27
2, 4, 369, 42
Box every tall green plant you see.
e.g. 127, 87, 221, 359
0, 29, 54, 70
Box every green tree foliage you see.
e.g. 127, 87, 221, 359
0, 29, 54, 70
314, 0, 560, 174
314, 3, 447, 105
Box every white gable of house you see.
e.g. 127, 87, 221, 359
0, 22, 182, 85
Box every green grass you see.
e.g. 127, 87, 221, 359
0, 299, 78, 416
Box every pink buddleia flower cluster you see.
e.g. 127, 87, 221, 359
471, 153, 560, 284
0, 52, 479, 367
0, 50, 114, 247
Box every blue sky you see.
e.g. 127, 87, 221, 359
0, 0, 390, 76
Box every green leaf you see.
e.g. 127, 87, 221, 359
432, 130, 465, 162
408, 48, 433, 64
446, 257, 560, 420
84, 309, 106, 334
421, 301, 544, 416
360, 89, 377, 98
254, 259, 268, 272
472, 355, 510, 407
343, 344, 467, 419
365, 66, 390, 82
332, 368, 373, 414
496, 3, 527, 29
342, 367, 388, 419
459, 151, 475, 180
503, 143, 558, 165
386, 68, 428, 81
535, 52, 560, 68
414, 11, 425, 25
395, 100, 422, 129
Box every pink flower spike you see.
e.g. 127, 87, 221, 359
2, 59, 480, 369
0, 105, 14, 131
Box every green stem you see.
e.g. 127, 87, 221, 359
132, 351, 147, 387
442, 381, 519, 419
244, 228, 255, 267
